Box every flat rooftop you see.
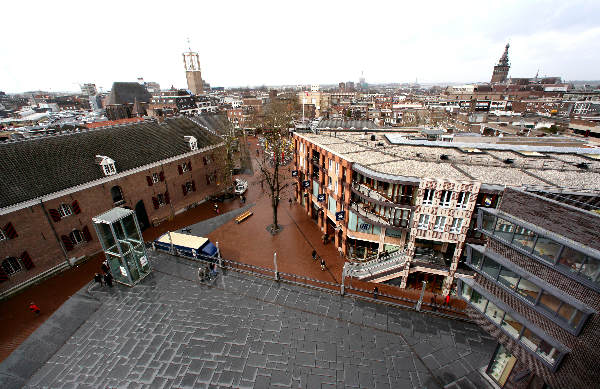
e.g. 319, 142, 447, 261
2, 252, 496, 389
298, 133, 600, 192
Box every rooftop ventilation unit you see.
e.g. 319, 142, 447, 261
370, 134, 376, 141
440, 154, 449, 160
503, 158, 514, 164
576, 162, 589, 170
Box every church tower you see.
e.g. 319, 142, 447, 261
490, 43, 510, 84
183, 42, 204, 95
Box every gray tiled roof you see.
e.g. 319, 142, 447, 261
0, 117, 223, 208
106, 82, 152, 105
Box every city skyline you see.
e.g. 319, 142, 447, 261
1, 0, 599, 93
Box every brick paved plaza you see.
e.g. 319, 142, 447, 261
10, 252, 496, 389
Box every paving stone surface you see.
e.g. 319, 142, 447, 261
25, 252, 496, 388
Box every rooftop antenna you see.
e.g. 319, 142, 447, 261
186, 37, 192, 52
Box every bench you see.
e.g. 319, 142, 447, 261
235, 210, 253, 224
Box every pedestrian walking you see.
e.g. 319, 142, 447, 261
320, 258, 326, 271
256, 149, 259, 156
373, 287, 379, 300
29, 302, 41, 315
103, 272, 113, 287
94, 273, 104, 287
209, 262, 217, 278
430, 295, 437, 311
289, 198, 292, 207
242, 195, 246, 203
101, 260, 109, 274
444, 294, 450, 306
311, 249, 317, 261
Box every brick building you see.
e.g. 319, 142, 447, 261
292, 129, 600, 296
0, 117, 227, 297
458, 188, 600, 388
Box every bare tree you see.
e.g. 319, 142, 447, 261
253, 97, 299, 234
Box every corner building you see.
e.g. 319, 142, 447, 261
0, 117, 228, 296
458, 188, 600, 388
292, 131, 600, 296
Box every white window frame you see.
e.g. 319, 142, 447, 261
152, 173, 160, 183
328, 176, 332, 190
440, 190, 453, 207
0, 229, 6, 241
182, 163, 190, 173
418, 214, 430, 230
59, 203, 72, 218
2, 257, 22, 275
335, 162, 340, 176
434, 216, 446, 232
102, 163, 116, 176
422, 189, 434, 205
329, 159, 333, 171
457, 192, 469, 209
70, 230, 84, 245
185, 181, 194, 193
334, 180, 338, 195
450, 218, 463, 234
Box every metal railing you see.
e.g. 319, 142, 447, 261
152, 246, 468, 320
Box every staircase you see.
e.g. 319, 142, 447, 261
345, 249, 407, 281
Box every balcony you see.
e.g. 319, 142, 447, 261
352, 181, 394, 205
351, 181, 413, 207
350, 201, 391, 226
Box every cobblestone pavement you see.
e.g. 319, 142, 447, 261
25, 253, 495, 389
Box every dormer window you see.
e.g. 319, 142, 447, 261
184, 136, 198, 151
96, 155, 116, 176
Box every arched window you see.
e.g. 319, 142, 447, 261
70, 230, 84, 245
111, 186, 124, 205
2, 257, 22, 275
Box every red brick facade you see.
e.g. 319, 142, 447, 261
0, 146, 226, 294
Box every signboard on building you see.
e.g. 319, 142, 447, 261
359, 223, 370, 231
317, 194, 325, 202
120, 266, 128, 277
335, 211, 345, 221
302, 180, 310, 188
291, 170, 298, 177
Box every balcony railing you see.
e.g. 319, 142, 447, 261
352, 181, 413, 207
350, 201, 390, 226
352, 182, 394, 205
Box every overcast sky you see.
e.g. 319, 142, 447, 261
1, 0, 599, 93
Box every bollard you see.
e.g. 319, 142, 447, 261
416, 281, 427, 312
274, 252, 279, 281
340, 264, 347, 295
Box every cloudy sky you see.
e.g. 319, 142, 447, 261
1, 0, 598, 93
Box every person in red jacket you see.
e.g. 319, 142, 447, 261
29, 302, 41, 315
445, 294, 451, 306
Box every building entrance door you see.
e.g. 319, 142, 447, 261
135, 200, 150, 231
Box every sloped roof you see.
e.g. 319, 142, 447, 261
0, 117, 223, 208
107, 82, 152, 105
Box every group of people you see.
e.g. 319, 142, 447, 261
200, 262, 218, 281
312, 249, 326, 271
94, 260, 114, 288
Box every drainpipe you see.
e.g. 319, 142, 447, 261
40, 199, 71, 267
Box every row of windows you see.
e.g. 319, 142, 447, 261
417, 214, 463, 234
460, 282, 566, 370
2, 257, 22, 275
422, 189, 470, 208
481, 209, 600, 286
469, 248, 588, 334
